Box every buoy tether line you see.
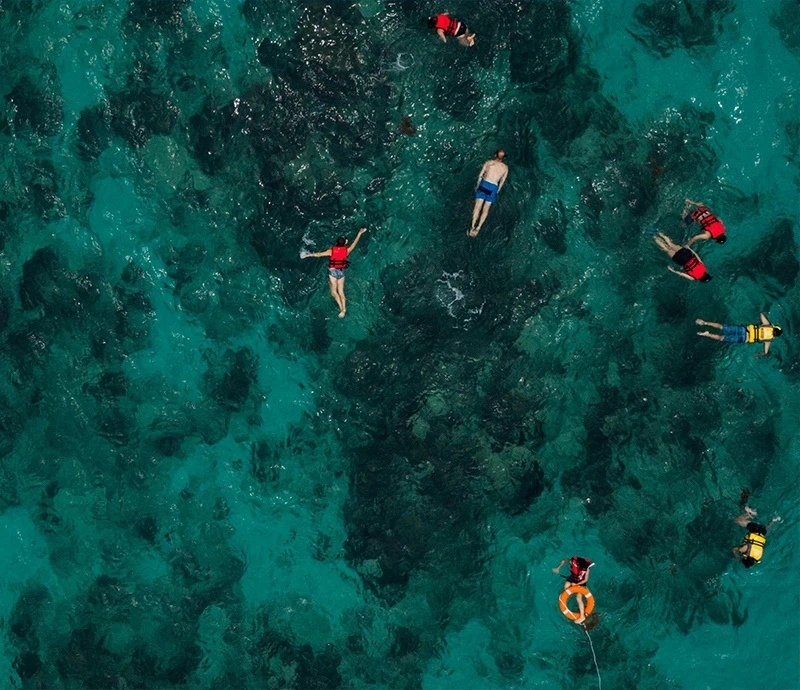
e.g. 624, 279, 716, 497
582, 624, 602, 690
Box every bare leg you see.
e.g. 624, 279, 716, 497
470, 200, 493, 237
695, 319, 723, 330
328, 276, 345, 315
697, 331, 724, 341
575, 593, 586, 625
734, 515, 751, 528
653, 233, 680, 255
470, 199, 485, 235
336, 277, 346, 318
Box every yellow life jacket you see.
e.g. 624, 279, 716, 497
745, 325, 775, 343
743, 531, 766, 562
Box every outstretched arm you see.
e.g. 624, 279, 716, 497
346, 228, 368, 254
759, 341, 771, 357
667, 266, 693, 280
686, 232, 709, 247
437, 28, 447, 43
303, 249, 332, 259
760, 312, 771, 326
552, 558, 568, 574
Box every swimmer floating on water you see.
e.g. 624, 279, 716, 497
732, 505, 780, 568
683, 198, 727, 246
469, 150, 508, 237
695, 313, 782, 357
427, 13, 476, 47
652, 231, 712, 282
302, 228, 367, 318
553, 556, 594, 624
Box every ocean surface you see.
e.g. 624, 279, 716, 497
0, 0, 799, 687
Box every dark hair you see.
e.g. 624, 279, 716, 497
699, 274, 713, 283
715, 235, 727, 244
496, 149, 506, 160
335, 236, 347, 247
574, 556, 590, 568
427, 16, 436, 28
773, 326, 783, 337
742, 556, 757, 568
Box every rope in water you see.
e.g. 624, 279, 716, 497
584, 627, 602, 690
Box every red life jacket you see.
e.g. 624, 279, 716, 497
329, 245, 349, 270
570, 557, 590, 580
683, 255, 707, 280
691, 206, 725, 238
434, 13, 459, 36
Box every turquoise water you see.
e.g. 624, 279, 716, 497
0, 0, 799, 687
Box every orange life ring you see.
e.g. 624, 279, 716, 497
559, 585, 594, 622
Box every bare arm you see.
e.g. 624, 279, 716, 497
476, 162, 488, 185
686, 232, 709, 247
303, 249, 332, 259
667, 266, 693, 280
497, 170, 508, 191
552, 558, 568, 574
346, 228, 367, 254
579, 568, 589, 586
437, 28, 446, 43
760, 312, 770, 326
759, 341, 771, 357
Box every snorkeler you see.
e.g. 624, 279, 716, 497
695, 313, 782, 357
469, 150, 508, 237
302, 228, 367, 318
427, 13, 476, 47
652, 231, 712, 282
683, 198, 727, 246
732, 506, 780, 568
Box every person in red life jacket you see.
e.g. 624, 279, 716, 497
652, 231, 712, 282
302, 228, 367, 318
553, 556, 594, 624
427, 13, 475, 46
682, 198, 727, 246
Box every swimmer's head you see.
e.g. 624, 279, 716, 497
773, 325, 783, 337
427, 16, 436, 28
699, 274, 713, 283
335, 236, 347, 247
715, 234, 727, 244
496, 149, 506, 160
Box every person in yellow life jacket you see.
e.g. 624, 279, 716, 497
302, 228, 367, 318
733, 506, 780, 568
695, 313, 783, 357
